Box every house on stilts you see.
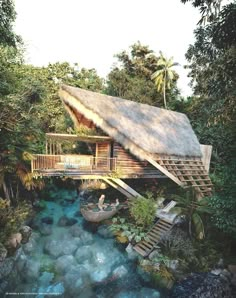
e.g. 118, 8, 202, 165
32, 84, 212, 198
31, 85, 213, 255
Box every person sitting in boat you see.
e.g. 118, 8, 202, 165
111, 198, 120, 209
98, 194, 106, 211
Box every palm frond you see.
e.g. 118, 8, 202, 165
192, 212, 205, 240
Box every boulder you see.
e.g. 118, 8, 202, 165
38, 282, 65, 297
22, 237, 37, 255
39, 223, 52, 236
55, 255, 76, 274
113, 265, 128, 279
80, 231, 94, 245
75, 246, 93, 263
15, 250, 27, 271
69, 225, 83, 237
44, 239, 78, 258
57, 216, 77, 227
0, 258, 14, 279
64, 265, 91, 296
19, 226, 32, 244
5, 233, 22, 249
90, 266, 111, 283
22, 259, 40, 282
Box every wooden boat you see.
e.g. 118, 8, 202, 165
80, 204, 120, 222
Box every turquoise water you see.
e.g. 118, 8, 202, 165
10, 189, 161, 298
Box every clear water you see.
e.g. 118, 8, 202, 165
8, 189, 162, 298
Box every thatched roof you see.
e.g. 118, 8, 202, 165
59, 85, 202, 159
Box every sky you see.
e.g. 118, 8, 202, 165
14, 0, 200, 96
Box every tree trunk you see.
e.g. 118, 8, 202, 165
163, 71, 167, 109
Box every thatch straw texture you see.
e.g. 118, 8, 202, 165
59, 85, 202, 159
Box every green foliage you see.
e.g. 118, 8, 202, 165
0, 198, 31, 243
129, 196, 156, 229
0, 0, 21, 47
105, 42, 171, 107
110, 217, 149, 243
159, 228, 196, 259
173, 187, 212, 239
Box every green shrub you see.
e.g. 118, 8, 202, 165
110, 217, 149, 243
129, 196, 156, 228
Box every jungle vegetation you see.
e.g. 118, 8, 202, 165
0, 0, 235, 259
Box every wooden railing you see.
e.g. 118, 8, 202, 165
31, 154, 117, 173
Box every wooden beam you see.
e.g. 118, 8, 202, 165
102, 178, 134, 198
146, 157, 184, 187
111, 178, 143, 198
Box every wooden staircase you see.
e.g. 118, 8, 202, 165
133, 218, 174, 257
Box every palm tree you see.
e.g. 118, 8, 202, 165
172, 187, 212, 240
151, 52, 179, 109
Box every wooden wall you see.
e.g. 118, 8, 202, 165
113, 143, 163, 178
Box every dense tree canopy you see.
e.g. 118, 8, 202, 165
182, 1, 236, 236
105, 42, 179, 107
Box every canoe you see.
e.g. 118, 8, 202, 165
80, 205, 119, 222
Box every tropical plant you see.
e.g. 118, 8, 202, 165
110, 217, 149, 243
172, 187, 212, 239
151, 52, 179, 109
129, 196, 156, 229
159, 228, 196, 259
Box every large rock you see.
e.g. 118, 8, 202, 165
169, 272, 234, 298
113, 265, 128, 279
0, 258, 14, 279
19, 226, 32, 244
64, 265, 91, 297
90, 266, 111, 283
44, 239, 78, 258
79, 231, 94, 245
38, 223, 52, 236
22, 259, 40, 282
55, 255, 76, 274
75, 246, 93, 263
15, 250, 27, 271
22, 236, 37, 255
69, 225, 83, 237
57, 216, 77, 227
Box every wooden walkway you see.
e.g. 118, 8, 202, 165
133, 218, 174, 257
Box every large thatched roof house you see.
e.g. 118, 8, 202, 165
31, 84, 212, 199
58, 85, 212, 198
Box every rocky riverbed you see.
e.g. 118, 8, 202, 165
1, 189, 161, 298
